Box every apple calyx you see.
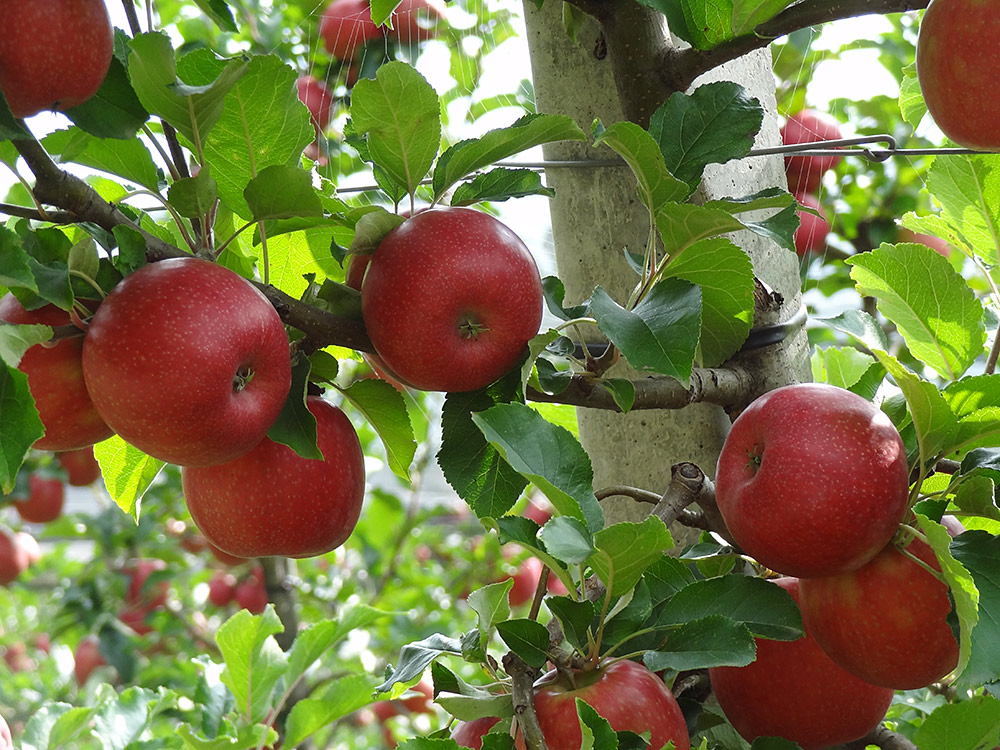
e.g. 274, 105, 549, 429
232, 365, 255, 393
458, 314, 490, 340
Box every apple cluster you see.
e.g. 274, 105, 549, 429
709, 382, 958, 747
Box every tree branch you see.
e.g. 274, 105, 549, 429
503, 652, 548, 750
665, 0, 930, 93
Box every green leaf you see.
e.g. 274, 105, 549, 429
341, 378, 416, 481
0, 323, 51, 368
950, 531, 1000, 688
810, 346, 880, 392
21, 704, 97, 750
598, 378, 635, 413
93, 686, 176, 750
0, 226, 35, 290
471, 402, 604, 532
467, 581, 513, 653
194, 0, 239, 31
266, 355, 320, 459
899, 63, 927, 130
244, 164, 324, 221
539, 516, 595, 564
848, 243, 984, 380
644, 615, 756, 671
0, 93, 32, 141
576, 700, 618, 750
216, 607, 288, 723
0, 366, 42, 494
433, 114, 585, 199
592, 120, 689, 213
591, 279, 702, 385
654, 203, 746, 255
662, 237, 754, 367
93, 435, 165, 521
127, 32, 248, 149
437, 375, 528, 520
43, 128, 161, 192
645, 555, 696, 605
351, 62, 441, 197
169, 165, 219, 219
916, 515, 978, 683
202, 54, 315, 219
63, 43, 149, 140
819, 309, 890, 353
588, 517, 674, 597
450, 168, 555, 206
178, 724, 274, 750
874, 352, 959, 463
731, 0, 795, 35
496, 618, 550, 668
649, 81, 763, 189
912, 695, 1000, 750
545, 596, 595, 651
111, 225, 148, 276
943, 375, 1000, 453
541, 276, 590, 322
659, 575, 804, 640
923, 153, 1000, 265
377, 633, 463, 694
284, 674, 377, 748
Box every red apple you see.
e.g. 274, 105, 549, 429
296, 75, 334, 132
899, 227, 951, 258
781, 109, 843, 193
125, 559, 169, 611
451, 716, 517, 750
82, 258, 292, 467
14, 531, 41, 565
319, 0, 384, 60
387, 0, 444, 45
0, 713, 12, 750
73, 634, 105, 684
119, 606, 154, 636
798, 536, 958, 689
0, 527, 30, 585
182, 396, 365, 558
506, 557, 567, 607
0, 0, 113, 118
208, 541, 247, 566
531, 659, 690, 750
0, 295, 113, 451
3, 642, 31, 672
34, 633, 51, 654
361, 207, 543, 392
56, 446, 102, 486
917, 0, 1000, 151
709, 578, 894, 750
400, 679, 434, 714
235, 567, 268, 614
12, 474, 65, 523
207, 570, 237, 607
345, 252, 411, 390
792, 192, 829, 256
714, 383, 909, 578
523, 498, 552, 526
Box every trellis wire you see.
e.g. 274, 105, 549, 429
334, 134, 990, 193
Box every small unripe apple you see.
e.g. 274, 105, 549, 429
793, 192, 830, 256
12, 475, 65, 524
82, 258, 292, 467
781, 110, 843, 193
715, 383, 909, 578
319, 0, 384, 60
182, 396, 365, 558
0, 295, 113, 451
917, 0, 1000, 151
362, 207, 543, 392
0, 0, 114, 118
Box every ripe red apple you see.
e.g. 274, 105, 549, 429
56, 446, 102, 486
296, 75, 334, 132
119, 606, 154, 636
532, 659, 690, 750
387, 0, 444, 45
82, 258, 292, 467
798, 536, 958, 689
73, 635, 105, 684
0, 527, 30, 585
451, 716, 517, 750
319, 0, 384, 60
208, 541, 247, 566
207, 570, 237, 607
0, 0, 113, 118
400, 679, 434, 714
523, 498, 552, 526
793, 192, 830, 256
709, 578, 894, 749
781, 110, 843, 193
714, 383, 909, 578
0, 295, 113, 451
182, 396, 365, 558
506, 557, 567, 607
362, 207, 543, 392
125, 559, 169, 611
235, 567, 268, 614
12, 474, 65, 524
345, 252, 411, 390
899, 227, 951, 258
917, 0, 1000, 151
0, 713, 12, 750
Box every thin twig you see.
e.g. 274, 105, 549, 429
502, 652, 547, 750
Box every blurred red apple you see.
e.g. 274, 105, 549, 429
320, 0, 383, 60
781, 109, 843, 193
792, 192, 829, 256
73, 635, 105, 684
56, 446, 101, 486
12, 474, 65, 523
296, 75, 334, 132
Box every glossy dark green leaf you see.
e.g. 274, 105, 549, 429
496, 619, 550, 668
